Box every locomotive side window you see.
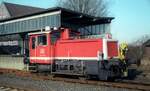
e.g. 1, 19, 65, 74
38, 35, 47, 45
51, 32, 60, 45
32, 37, 36, 49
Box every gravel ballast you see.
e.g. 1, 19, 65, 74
0, 74, 140, 91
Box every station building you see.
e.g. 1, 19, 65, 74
0, 2, 113, 70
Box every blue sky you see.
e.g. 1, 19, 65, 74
0, 0, 150, 43
110, 0, 150, 43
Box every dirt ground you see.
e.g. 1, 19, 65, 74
129, 64, 150, 83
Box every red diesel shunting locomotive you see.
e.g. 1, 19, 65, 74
26, 27, 127, 80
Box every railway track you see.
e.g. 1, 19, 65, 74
0, 86, 20, 91
0, 68, 150, 91
0, 86, 32, 91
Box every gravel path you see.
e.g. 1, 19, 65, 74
0, 74, 140, 91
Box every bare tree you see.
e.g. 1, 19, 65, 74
57, 0, 108, 17
127, 35, 150, 66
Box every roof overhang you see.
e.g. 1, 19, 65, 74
60, 8, 114, 26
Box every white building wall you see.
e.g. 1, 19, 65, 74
0, 3, 11, 20
0, 55, 24, 70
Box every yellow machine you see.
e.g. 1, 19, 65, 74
119, 42, 128, 77
119, 42, 128, 61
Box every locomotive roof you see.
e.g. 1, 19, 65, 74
0, 7, 114, 25
28, 31, 51, 35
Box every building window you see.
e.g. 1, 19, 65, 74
0, 34, 23, 56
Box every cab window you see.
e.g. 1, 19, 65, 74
50, 32, 60, 45
32, 37, 36, 49
38, 35, 47, 45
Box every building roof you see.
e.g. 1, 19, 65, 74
59, 7, 114, 25
0, 6, 114, 25
144, 39, 150, 47
3, 2, 45, 17
0, 3, 114, 35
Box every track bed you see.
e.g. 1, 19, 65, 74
0, 69, 150, 91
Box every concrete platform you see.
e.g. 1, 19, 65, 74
0, 55, 24, 70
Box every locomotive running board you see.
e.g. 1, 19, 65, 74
51, 72, 84, 76
29, 57, 99, 60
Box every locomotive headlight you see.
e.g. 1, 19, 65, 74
53, 27, 58, 30
45, 26, 50, 31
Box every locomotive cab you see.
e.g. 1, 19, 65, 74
28, 31, 52, 72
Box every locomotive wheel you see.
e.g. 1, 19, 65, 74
48, 74, 55, 78
85, 75, 91, 80
98, 70, 109, 81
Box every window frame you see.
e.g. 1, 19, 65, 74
32, 37, 36, 49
